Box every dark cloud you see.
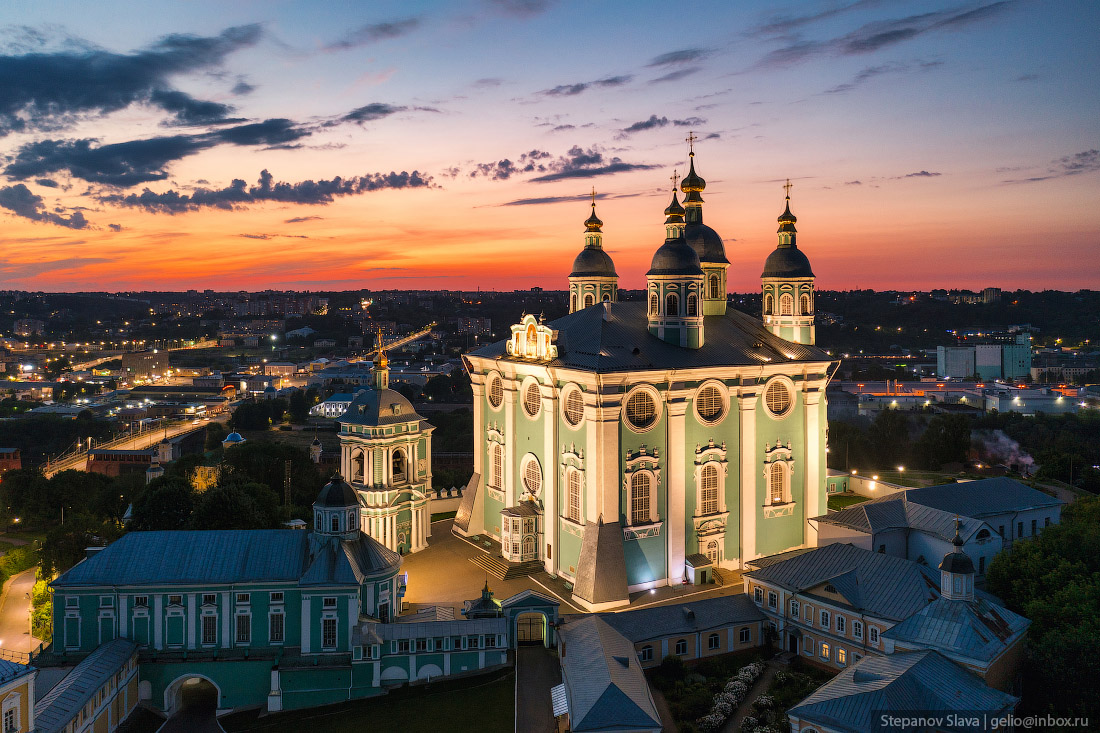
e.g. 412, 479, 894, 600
0, 183, 89, 228
325, 18, 420, 51
341, 103, 407, 124
1015, 73, 1038, 82
752, 0, 885, 36
649, 67, 702, 84
0, 24, 261, 134
108, 223, 122, 231
5, 135, 209, 186
285, 215, 323, 223
486, 0, 554, 17
497, 191, 643, 207
821, 62, 942, 94
646, 48, 709, 67
539, 75, 633, 97
552, 124, 575, 132
473, 78, 503, 88
214, 118, 310, 146
674, 117, 706, 127
530, 145, 656, 183
621, 115, 669, 134
845, 180, 862, 185
231, 80, 255, 95
149, 89, 238, 126
756, 2, 1014, 68
99, 169, 434, 213
1002, 149, 1100, 183
904, 170, 941, 177
35, 178, 59, 188
469, 150, 551, 181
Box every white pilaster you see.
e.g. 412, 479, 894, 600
221, 592, 231, 648
667, 399, 688, 585
804, 389, 823, 546
543, 381, 557, 573
300, 597, 311, 653
153, 595, 163, 649
504, 384, 516, 507
187, 594, 196, 648
739, 391, 758, 565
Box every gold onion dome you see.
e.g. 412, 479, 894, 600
680, 153, 706, 193
777, 198, 797, 231
664, 190, 686, 220
584, 203, 603, 231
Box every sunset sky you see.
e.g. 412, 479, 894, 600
1, 0, 1098, 292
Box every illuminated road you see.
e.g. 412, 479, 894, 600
44, 419, 211, 478
0, 567, 39, 655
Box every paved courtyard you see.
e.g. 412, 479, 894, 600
402, 520, 747, 617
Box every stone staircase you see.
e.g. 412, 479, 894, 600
469, 553, 544, 580
711, 568, 730, 587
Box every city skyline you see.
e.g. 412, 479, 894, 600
1, 0, 1098, 292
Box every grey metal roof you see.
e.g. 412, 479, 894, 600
812, 499, 992, 545
356, 617, 506, 643
647, 235, 702, 276
468, 301, 832, 373
899, 478, 1064, 517
744, 543, 940, 622
502, 502, 540, 517
789, 650, 1017, 733
883, 597, 1029, 664
336, 387, 424, 427
52, 530, 396, 589
684, 223, 730, 264
35, 639, 138, 733
573, 518, 629, 607
559, 616, 661, 732
761, 244, 814, 278
0, 657, 31, 685
570, 246, 618, 278
315, 474, 358, 507
596, 594, 765, 644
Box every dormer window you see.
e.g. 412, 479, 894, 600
392, 404, 401, 415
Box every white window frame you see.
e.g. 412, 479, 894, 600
628, 470, 658, 526
674, 639, 687, 655
853, 620, 863, 640
790, 599, 800, 618
753, 587, 763, 605
269, 611, 285, 644
820, 610, 830, 628
622, 385, 661, 434
321, 616, 338, 650
869, 626, 879, 644
235, 611, 251, 645
640, 645, 653, 662
739, 627, 750, 644
561, 384, 584, 429
201, 612, 218, 646
836, 616, 845, 634
520, 377, 542, 419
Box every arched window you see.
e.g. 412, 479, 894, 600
800, 293, 811, 314
769, 462, 786, 504
666, 293, 679, 316
764, 293, 774, 315
522, 457, 542, 496
630, 473, 651, 525
649, 292, 658, 315
490, 444, 503, 489
709, 274, 720, 299
315, 513, 322, 531
583, 293, 594, 308
602, 293, 611, 302
706, 539, 719, 564
567, 470, 581, 523
686, 294, 698, 316
780, 293, 793, 315
700, 464, 719, 515
351, 451, 365, 482
392, 449, 406, 483
526, 324, 537, 354
976, 528, 990, 540
331, 514, 340, 532
570, 294, 577, 312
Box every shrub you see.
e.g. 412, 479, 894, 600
725, 679, 748, 698
753, 694, 775, 712
740, 715, 758, 731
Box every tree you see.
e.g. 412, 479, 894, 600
986, 497, 1100, 719
869, 409, 912, 469
220, 440, 322, 509
190, 481, 277, 530
914, 414, 971, 469
204, 421, 228, 450
128, 476, 196, 531
288, 390, 311, 424
41, 513, 120, 575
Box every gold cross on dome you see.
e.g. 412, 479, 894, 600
783, 178, 793, 199
670, 170, 680, 189
590, 187, 597, 205
686, 131, 698, 153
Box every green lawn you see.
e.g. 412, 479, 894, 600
431, 511, 457, 522
222, 669, 514, 733
827, 494, 871, 511
873, 470, 954, 488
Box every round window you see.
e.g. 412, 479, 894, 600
523, 458, 542, 495
696, 384, 725, 423
764, 380, 793, 417
488, 374, 503, 408
563, 387, 584, 426
523, 382, 542, 417
625, 390, 657, 430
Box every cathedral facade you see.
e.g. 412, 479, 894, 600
456, 150, 836, 610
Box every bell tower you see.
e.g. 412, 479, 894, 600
568, 190, 618, 312
761, 180, 816, 345
646, 185, 704, 348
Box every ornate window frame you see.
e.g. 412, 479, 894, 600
763, 439, 795, 517
693, 379, 728, 425
780, 292, 793, 315
520, 376, 543, 420
519, 453, 542, 499
623, 448, 661, 529
486, 370, 505, 411
622, 384, 662, 434
693, 439, 729, 518
761, 375, 796, 420
561, 382, 584, 430
486, 424, 506, 502
560, 443, 585, 533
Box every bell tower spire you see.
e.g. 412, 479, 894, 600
372, 332, 390, 390
680, 135, 729, 315
568, 190, 618, 312
646, 182, 704, 348
761, 180, 816, 344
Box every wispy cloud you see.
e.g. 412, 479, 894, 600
1002, 149, 1100, 183
285, 215, 323, 224
538, 75, 633, 97
646, 48, 710, 67
324, 18, 421, 51
469, 150, 551, 181
485, 0, 554, 17
903, 170, 942, 177
617, 115, 707, 138
530, 145, 657, 183
649, 67, 702, 84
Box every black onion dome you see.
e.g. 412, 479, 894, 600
648, 236, 702, 276
570, 247, 618, 277
680, 154, 706, 192
316, 474, 358, 508
939, 549, 975, 574
685, 223, 730, 264
584, 204, 603, 231
761, 246, 814, 278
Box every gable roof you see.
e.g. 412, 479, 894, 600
744, 543, 940, 622
596, 594, 765, 643
35, 639, 137, 733
559, 616, 661, 732
812, 499, 993, 545
789, 650, 1017, 733
882, 596, 1030, 664
52, 530, 396, 589
468, 301, 831, 373
891, 478, 1061, 518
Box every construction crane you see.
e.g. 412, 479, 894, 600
352, 323, 436, 363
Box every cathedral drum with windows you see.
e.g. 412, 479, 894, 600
456, 149, 837, 611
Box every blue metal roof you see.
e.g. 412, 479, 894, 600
789, 650, 1017, 733
35, 639, 138, 733
596, 593, 765, 643
0, 657, 31, 685
883, 597, 1030, 664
